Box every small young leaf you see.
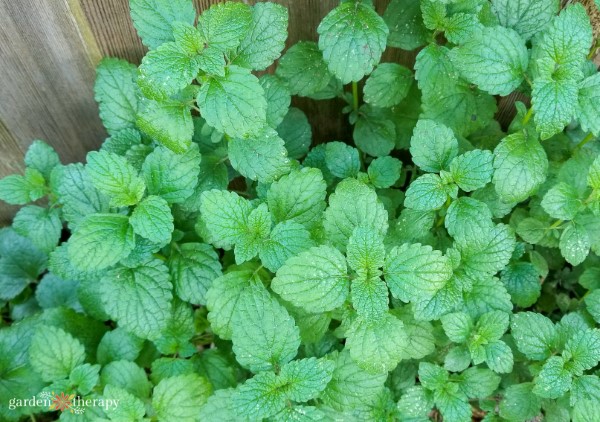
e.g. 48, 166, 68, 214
130, 0, 196, 49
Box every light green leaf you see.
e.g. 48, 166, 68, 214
199, 190, 252, 249
571, 375, 600, 406
259, 221, 315, 272
24, 140, 60, 180
0, 169, 46, 206
578, 73, 600, 136
485, 340, 514, 373
418, 362, 448, 391
70, 363, 100, 395
444, 346, 471, 372
234, 204, 271, 264
130, 0, 195, 49
13, 205, 61, 253
541, 182, 583, 221
384, 243, 453, 302
532, 76, 578, 140
196, 45, 225, 76
573, 399, 600, 422
367, 156, 402, 189
100, 360, 151, 398
94, 58, 139, 134
280, 357, 335, 402
410, 119, 459, 173
443, 12, 482, 45
588, 155, 600, 190
492, 131, 548, 203
449, 149, 494, 192
533, 355, 572, 398
351, 276, 389, 321
560, 221, 590, 266
324, 142, 361, 179
511, 312, 557, 360
138, 42, 201, 101
445, 197, 494, 241
563, 329, 600, 376
103, 384, 146, 421
232, 2, 288, 71
450, 26, 528, 96
441, 312, 473, 343
585, 290, 600, 324
68, 214, 135, 271
397, 386, 433, 418
231, 282, 300, 372
267, 167, 326, 229
491, 0, 558, 40
363, 63, 413, 108
457, 367, 501, 399
130, 196, 173, 245
96, 328, 144, 365
323, 178, 388, 251
276, 41, 332, 97
100, 260, 173, 340
463, 277, 512, 319
142, 144, 201, 204
500, 262, 541, 307
229, 128, 291, 183
346, 313, 407, 374
347, 226, 385, 280
383, 0, 429, 50
169, 243, 221, 306
317, 1, 388, 84
456, 223, 515, 278
260, 75, 291, 129
137, 98, 194, 153
172, 21, 203, 55
29, 325, 85, 382
153, 374, 212, 422
272, 245, 349, 313
198, 2, 252, 51
232, 372, 286, 419
404, 174, 449, 211
197, 65, 266, 138
499, 382, 542, 421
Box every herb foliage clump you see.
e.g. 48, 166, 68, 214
1, 0, 600, 420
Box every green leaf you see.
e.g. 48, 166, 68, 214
347, 226, 385, 280
457, 367, 501, 399
571, 375, 600, 406
351, 276, 389, 321
560, 221, 590, 266
96, 328, 144, 365
563, 329, 600, 376
68, 214, 135, 271
317, 1, 389, 84
259, 221, 315, 273
103, 385, 146, 421
573, 399, 600, 422
169, 243, 222, 306
102, 128, 142, 155
410, 119, 459, 173
404, 174, 449, 211
578, 73, 600, 136
267, 167, 326, 229
13, 205, 61, 253
130, 195, 173, 245
434, 388, 471, 422
499, 382, 542, 421
232, 2, 288, 71
450, 26, 528, 96
142, 144, 201, 204
232, 371, 287, 419
276, 41, 332, 97
138, 42, 201, 101
35, 274, 79, 310
384, 243, 453, 302
491, 0, 559, 40
234, 204, 271, 264
279, 357, 335, 402
196, 45, 225, 76
367, 156, 402, 189
29, 325, 85, 382
199, 190, 252, 249
346, 313, 407, 374
541, 182, 583, 220
24, 140, 60, 180
533, 355, 572, 398
198, 2, 252, 51
383, 0, 429, 50
324, 142, 361, 179
363, 63, 413, 108
172, 21, 203, 55
321, 350, 387, 411
100, 260, 173, 340
397, 386, 433, 418
585, 290, 600, 324
70, 363, 100, 395
94, 58, 139, 134
441, 312, 473, 343
492, 132, 548, 203
456, 223, 515, 278
353, 105, 396, 157
197, 65, 266, 138
449, 149, 494, 192
231, 282, 300, 372
229, 128, 291, 183
277, 107, 312, 159
443, 12, 482, 45
588, 155, 600, 190
323, 179, 388, 251
500, 262, 541, 307
137, 98, 194, 153
130, 0, 195, 49
272, 245, 349, 313
511, 312, 557, 360
100, 360, 151, 398
532, 76, 579, 140
485, 340, 514, 373
445, 197, 494, 241
475, 310, 509, 343
418, 362, 448, 391
260, 75, 291, 129
0, 169, 46, 205
152, 374, 212, 422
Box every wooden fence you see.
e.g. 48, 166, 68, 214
0, 0, 598, 223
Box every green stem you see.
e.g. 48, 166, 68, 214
352, 81, 359, 112
547, 219, 564, 231
522, 107, 534, 125
574, 133, 595, 152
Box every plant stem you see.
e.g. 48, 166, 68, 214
522, 107, 534, 125
547, 219, 564, 231
574, 133, 595, 152
352, 81, 359, 112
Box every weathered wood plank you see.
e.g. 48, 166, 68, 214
0, 0, 106, 223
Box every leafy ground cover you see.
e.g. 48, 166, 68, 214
1, 0, 600, 420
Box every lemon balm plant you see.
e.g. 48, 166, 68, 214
1, 0, 600, 420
